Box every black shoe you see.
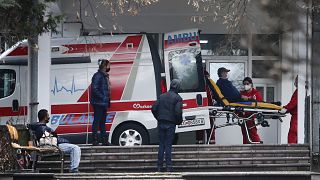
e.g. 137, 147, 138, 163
92, 140, 98, 146
69, 168, 80, 173
92, 135, 98, 146
102, 141, 112, 146
157, 167, 165, 172
166, 168, 173, 172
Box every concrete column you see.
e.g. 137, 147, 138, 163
27, 32, 51, 123
37, 32, 51, 113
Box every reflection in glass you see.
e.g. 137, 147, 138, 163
200, 34, 248, 56
168, 48, 200, 92
267, 87, 275, 102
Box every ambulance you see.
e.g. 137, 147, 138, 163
0, 29, 210, 146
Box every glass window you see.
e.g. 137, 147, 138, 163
252, 60, 280, 78
209, 62, 245, 90
168, 48, 204, 92
0, 69, 16, 99
266, 87, 275, 102
252, 34, 280, 56
200, 34, 248, 56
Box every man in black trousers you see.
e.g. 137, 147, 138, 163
152, 79, 183, 172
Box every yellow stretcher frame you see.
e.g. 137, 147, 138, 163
208, 78, 282, 110
204, 78, 285, 144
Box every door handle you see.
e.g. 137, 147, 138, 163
196, 94, 203, 106
12, 99, 19, 112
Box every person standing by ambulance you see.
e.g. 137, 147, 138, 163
240, 77, 262, 144
90, 59, 111, 146
280, 75, 298, 144
152, 79, 183, 172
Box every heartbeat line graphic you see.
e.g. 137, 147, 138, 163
51, 76, 85, 95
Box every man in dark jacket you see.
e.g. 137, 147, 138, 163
216, 67, 241, 102
90, 59, 111, 146
30, 109, 81, 173
152, 79, 183, 172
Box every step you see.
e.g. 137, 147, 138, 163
36, 144, 311, 173
38, 156, 310, 169
54, 172, 183, 180
78, 144, 310, 154
182, 171, 319, 180
41, 149, 310, 161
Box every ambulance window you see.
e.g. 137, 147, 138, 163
0, 69, 16, 99
168, 48, 205, 92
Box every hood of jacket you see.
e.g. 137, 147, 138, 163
170, 79, 181, 93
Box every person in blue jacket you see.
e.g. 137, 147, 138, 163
216, 67, 241, 102
90, 59, 112, 146
30, 109, 81, 173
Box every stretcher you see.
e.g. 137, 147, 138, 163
205, 78, 285, 144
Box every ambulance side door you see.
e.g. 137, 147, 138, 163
163, 29, 210, 133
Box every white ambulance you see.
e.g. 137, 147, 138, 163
0, 29, 210, 146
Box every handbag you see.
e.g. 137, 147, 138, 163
39, 131, 58, 146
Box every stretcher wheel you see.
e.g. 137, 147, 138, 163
261, 120, 270, 127
211, 110, 217, 116
256, 113, 263, 119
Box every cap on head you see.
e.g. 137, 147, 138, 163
217, 67, 230, 77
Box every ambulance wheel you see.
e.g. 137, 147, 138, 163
112, 123, 149, 146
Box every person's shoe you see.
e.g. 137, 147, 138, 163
157, 167, 165, 172
92, 140, 99, 146
196, 140, 204, 144
69, 168, 80, 173
102, 141, 113, 146
92, 135, 99, 146
166, 167, 173, 172
102, 137, 112, 146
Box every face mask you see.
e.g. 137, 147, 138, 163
244, 84, 252, 91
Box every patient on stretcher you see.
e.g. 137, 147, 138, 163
213, 67, 281, 110
209, 77, 282, 110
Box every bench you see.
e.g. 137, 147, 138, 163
5, 124, 64, 173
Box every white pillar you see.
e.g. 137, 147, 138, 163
37, 32, 51, 113
281, 32, 294, 144
27, 32, 51, 123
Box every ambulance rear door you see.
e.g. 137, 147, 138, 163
163, 29, 210, 133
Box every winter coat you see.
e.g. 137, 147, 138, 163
216, 78, 241, 102
90, 70, 110, 107
152, 79, 183, 125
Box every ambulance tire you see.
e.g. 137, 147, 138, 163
112, 123, 149, 146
